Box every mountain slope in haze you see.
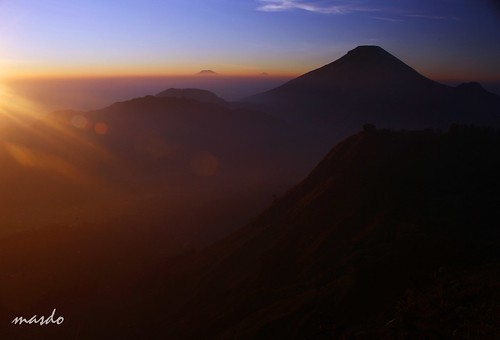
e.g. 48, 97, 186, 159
138, 126, 500, 339
48, 94, 305, 187
245, 46, 500, 132
37, 94, 315, 243
0, 83, 311, 250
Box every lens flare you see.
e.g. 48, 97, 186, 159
0, 82, 120, 185
0, 83, 43, 128
94, 122, 108, 135
71, 114, 90, 129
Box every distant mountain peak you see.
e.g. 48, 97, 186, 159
197, 70, 218, 75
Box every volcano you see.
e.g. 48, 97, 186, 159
274, 45, 441, 92
246, 46, 500, 132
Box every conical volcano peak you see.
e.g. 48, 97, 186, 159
245, 45, 500, 131
274, 45, 434, 92
347, 45, 387, 55
340, 45, 407, 67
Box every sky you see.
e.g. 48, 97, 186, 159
0, 0, 499, 81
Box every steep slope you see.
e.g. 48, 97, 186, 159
246, 46, 500, 132
143, 126, 500, 339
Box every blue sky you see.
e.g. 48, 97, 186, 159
0, 0, 499, 80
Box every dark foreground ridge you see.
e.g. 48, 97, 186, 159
143, 125, 500, 339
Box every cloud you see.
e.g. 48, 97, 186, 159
256, 1, 458, 21
370, 16, 403, 22
256, 0, 367, 14
405, 13, 459, 21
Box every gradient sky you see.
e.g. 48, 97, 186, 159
1, 0, 499, 80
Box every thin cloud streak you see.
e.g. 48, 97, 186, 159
256, 0, 372, 14
405, 13, 459, 21
371, 16, 404, 22
256, 1, 459, 21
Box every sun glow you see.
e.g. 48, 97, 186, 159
0, 83, 118, 184
0, 83, 44, 127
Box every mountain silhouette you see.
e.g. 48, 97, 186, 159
47, 94, 310, 208
246, 46, 500, 132
197, 69, 218, 75
279, 45, 440, 91
156, 88, 227, 106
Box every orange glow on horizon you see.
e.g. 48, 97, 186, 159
0, 60, 301, 80
2, 59, 496, 83
3, 70, 300, 81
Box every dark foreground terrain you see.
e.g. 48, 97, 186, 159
143, 126, 500, 339
2, 126, 500, 339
